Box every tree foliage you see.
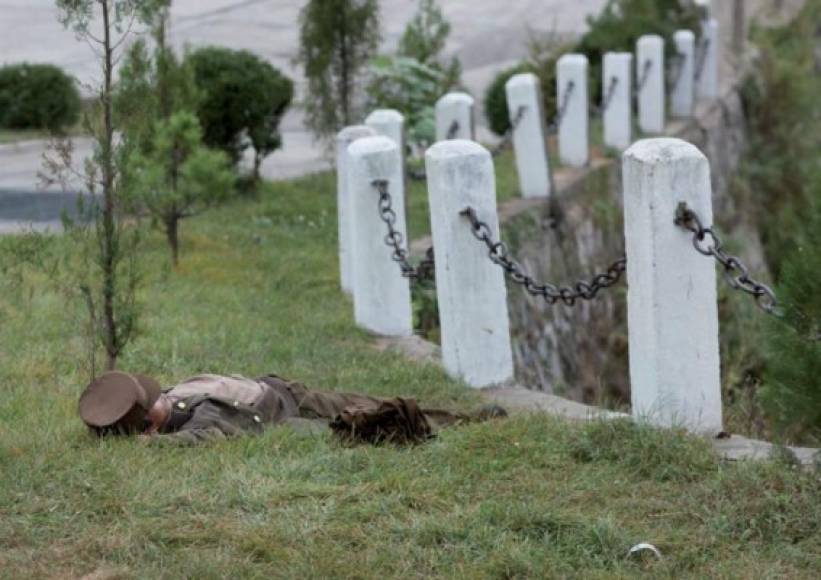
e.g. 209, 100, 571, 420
297, 0, 380, 139
49, 0, 166, 371
575, 0, 701, 100
397, 0, 460, 87
125, 112, 234, 265
186, 47, 293, 179
118, 10, 235, 266
0, 63, 82, 131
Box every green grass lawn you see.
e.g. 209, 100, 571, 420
0, 157, 819, 578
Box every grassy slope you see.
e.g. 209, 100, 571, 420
0, 154, 819, 578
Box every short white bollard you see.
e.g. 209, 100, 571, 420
623, 138, 723, 434
602, 52, 633, 150
366, 108, 406, 168
425, 140, 514, 388
696, 18, 719, 100
347, 136, 413, 336
636, 35, 665, 134
505, 73, 552, 198
671, 30, 696, 118
336, 125, 376, 294
556, 53, 589, 167
435, 92, 475, 141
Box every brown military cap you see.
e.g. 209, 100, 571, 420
78, 371, 161, 429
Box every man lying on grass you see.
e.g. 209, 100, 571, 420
78, 372, 506, 445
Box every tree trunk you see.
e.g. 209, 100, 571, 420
165, 213, 180, 267
101, 0, 119, 371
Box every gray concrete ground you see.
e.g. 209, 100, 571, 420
0, 0, 607, 230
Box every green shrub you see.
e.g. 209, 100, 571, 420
365, 56, 446, 148
761, 197, 821, 443
0, 63, 81, 131
483, 36, 564, 137
186, 47, 293, 179
575, 0, 701, 100
483, 63, 534, 137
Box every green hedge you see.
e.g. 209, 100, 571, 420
0, 63, 82, 131
186, 47, 294, 168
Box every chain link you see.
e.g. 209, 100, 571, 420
491, 105, 527, 157
446, 120, 460, 140
548, 80, 575, 134
460, 206, 627, 306
695, 36, 710, 81
637, 59, 653, 93
372, 179, 435, 282
600, 75, 620, 116
674, 202, 780, 315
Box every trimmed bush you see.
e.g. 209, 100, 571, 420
483, 58, 559, 137
484, 63, 534, 137
0, 63, 82, 131
186, 47, 294, 178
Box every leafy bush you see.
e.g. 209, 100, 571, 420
365, 56, 446, 148
186, 47, 294, 178
575, 0, 701, 100
397, 0, 461, 88
0, 63, 81, 131
366, 0, 460, 149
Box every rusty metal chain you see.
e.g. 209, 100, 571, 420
460, 206, 627, 306
637, 59, 653, 93
674, 202, 780, 315
491, 105, 527, 158
446, 120, 460, 140
372, 179, 435, 282
695, 36, 710, 81
548, 80, 575, 134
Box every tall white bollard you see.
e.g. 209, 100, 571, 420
602, 52, 633, 150
696, 18, 719, 100
347, 136, 413, 336
636, 35, 665, 134
556, 54, 589, 167
505, 73, 552, 198
425, 140, 515, 388
623, 138, 723, 434
435, 92, 475, 141
366, 109, 406, 167
671, 30, 696, 118
336, 125, 376, 294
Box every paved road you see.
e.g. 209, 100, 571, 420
0, 0, 608, 229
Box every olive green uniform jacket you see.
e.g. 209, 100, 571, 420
152, 374, 471, 446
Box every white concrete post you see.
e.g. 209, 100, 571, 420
336, 125, 376, 294
505, 73, 552, 198
602, 52, 633, 150
556, 54, 589, 167
425, 140, 514, 388
623, 138, 723, 434
435, 92, 475, 141
671, 30, 696, 118
347, 136, 413, 336
636, 35, 665, 135
696, 18, 719, 100
366, 109, 406, 172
